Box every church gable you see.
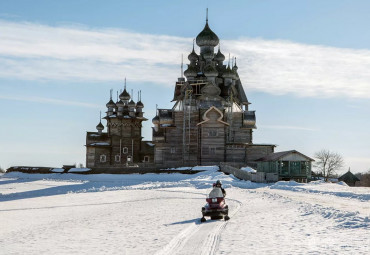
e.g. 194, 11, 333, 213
197, 106, 229, 126
197, 107, 227, 165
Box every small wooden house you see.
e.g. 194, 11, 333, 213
338, 170, 360, 186
256, 150, 314, 182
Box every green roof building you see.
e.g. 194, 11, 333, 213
256, 150, 314, 182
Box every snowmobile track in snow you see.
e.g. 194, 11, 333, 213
155, 198, 242, 255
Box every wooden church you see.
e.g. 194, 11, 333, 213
85, 13, 285, 170
151, 14, 275, 168
85, 81, 154, 169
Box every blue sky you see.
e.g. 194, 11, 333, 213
0, 0, 369, 173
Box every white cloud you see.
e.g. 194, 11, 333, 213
0, 95, 100, 108
1, 20, 370, 98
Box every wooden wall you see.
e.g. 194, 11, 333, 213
199, 108, 227, 165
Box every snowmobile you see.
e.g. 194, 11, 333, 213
201, 187, 230, 222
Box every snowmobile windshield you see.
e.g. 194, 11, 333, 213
208, 187, 223, 198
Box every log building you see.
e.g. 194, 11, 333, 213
85, 14, 313, 175
85, 82, 154, 168
152, 15, 275, 168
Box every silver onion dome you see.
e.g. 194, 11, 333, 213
196, 22, 219, 47
203, 64, 218, 77
96, 121, 104, 131
184, 65, 197, 77
214, 48, 225, 62
106, 99, 116, 108
119, 89, 130, 101
188, 49, 198, 62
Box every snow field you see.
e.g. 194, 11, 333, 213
219, 189, 369, 255
1, 188, 205, 254
1, 169, 369, 254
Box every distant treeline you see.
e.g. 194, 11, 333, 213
355, 170, 370, 187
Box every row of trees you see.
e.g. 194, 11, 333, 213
355, 170, 370, 187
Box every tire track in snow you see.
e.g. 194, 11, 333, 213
154, 222, 201, 255
200, 198, 242, 255
156, 198, 242, 255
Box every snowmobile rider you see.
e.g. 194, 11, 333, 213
213, 180, 226, 197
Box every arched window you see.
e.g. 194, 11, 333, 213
115, 155, 121, 162
123, 147, 128, 154
100, 154, 106, 163
144, 156, 149, 162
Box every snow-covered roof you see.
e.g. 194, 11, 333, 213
89, 142, 110, 146
240, 167, 257, 173
50, 168, 64, 173
68, 168, 91, 173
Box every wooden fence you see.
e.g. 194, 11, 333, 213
219, 163, 278, 183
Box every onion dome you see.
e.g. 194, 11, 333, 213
196, 21, 219, 47
222, 65, 236, 79
188, 48, 198, 62
136, 101, 144, 108
116, 100, 125, 108
203, 64, 218, 77
106, 99, 116, 108
128, 99, 136, 107
119, 89, 130, 101
152, 115, 160, 125
184, 65, 197, 77
96, 121, 104, 131
214, 48, 225, 62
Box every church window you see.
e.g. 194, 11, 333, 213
100, 154, 106, 163
115, 155, 121, 162
170, 147, 176, 154
123, 147, 128, 154
144, 156, 149, 162
208, 129, 217, 137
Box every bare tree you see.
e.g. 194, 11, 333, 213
314, 149, 344, 181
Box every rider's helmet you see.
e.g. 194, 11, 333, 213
215, 180, 222, 187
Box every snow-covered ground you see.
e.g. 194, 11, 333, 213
1, 168, 369, 255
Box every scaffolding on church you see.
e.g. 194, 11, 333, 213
182, 88, 193, 165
